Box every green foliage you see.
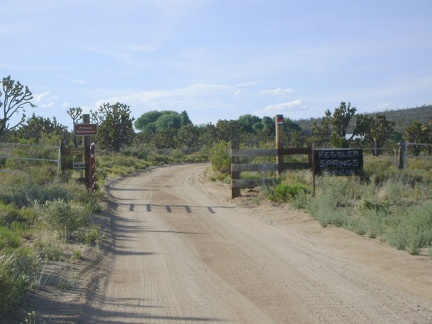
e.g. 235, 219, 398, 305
94, 102, 135, 152
382, 201, 432, 254
329, 132, 348, 148
0, 249, 42, 309
134, 110, 192, 133
34, 199, 92, 240
209, 141, 231, 174
269, 183, 308, 203
295, 169, 432, 254
0, 226, 21, 250
355, 113, 395, 156
2, 182, 73, 208
13, 113, 68, 144
312, 102, 357, 147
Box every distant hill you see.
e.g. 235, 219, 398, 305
295, 104, 432, 133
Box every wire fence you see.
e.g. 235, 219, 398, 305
0, 142, 61, 172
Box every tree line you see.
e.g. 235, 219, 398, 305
1, 75, 432, 157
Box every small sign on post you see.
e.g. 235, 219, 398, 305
73, 162, 86, 170
74, 124, 98, 136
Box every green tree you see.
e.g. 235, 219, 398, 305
67, 107, 83, 147
260, 116, 276, 141
179, 110, 192, 127
94, 102, 135, 152
404, 121, 427, 156
198, 123, 218, 148
216, 119, 241, 142
0, 76, 36, 139
153, 128, 178, 149
355, 113, 395, 156
15, 113, 68, 144
209, 140, 231, 174
238, 114, 262, 134
155, 113, 182, 131
177, 124, 200, 152
312, 102, 357, 148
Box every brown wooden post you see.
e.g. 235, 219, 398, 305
398, 141, 407, 170
311, 144, 316, 196
275, 115, 284, 178
83, 114, 91, 188
231, 139, 241, 199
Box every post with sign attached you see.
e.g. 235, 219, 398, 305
83, 114, 91, 188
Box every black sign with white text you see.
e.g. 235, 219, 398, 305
315, 149, 363, 176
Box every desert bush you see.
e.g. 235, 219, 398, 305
209, 141, 231, 174
383, 201, 432, 254
296, 167, 432, 254
33, 232, 64, 261
0, 226, 21, 252
0, 249, 42, 309
269, 183, 308, 203
306, 193, 347, 227
34, 199, 92, 240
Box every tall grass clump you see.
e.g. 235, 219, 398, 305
0, 249, 43, 309
34, 199, 93, 240
383, 201, 432, 255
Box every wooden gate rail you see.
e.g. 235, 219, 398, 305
231, 140, 312, 198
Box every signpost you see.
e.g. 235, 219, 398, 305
61, 115, 97, 191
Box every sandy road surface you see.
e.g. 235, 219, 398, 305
86, 163, 432, 323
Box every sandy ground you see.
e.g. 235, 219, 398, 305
6, 163, 432, 323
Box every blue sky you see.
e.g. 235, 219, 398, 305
1, 0, 431, 130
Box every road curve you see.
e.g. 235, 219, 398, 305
86, 163, 432, 323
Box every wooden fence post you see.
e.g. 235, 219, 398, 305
276, 115, 284, 178
231, 139, 241, 198
398, 141, 407, 169
83, 114, 91, 188
311, 144, 316, 196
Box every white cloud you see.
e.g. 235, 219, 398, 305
260, 99, 303, 113
40, 101, 55, 108
259, 87, 295, 96
96, 83, 236, 106
34, 91, 50, 103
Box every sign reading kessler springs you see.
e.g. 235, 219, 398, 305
315, 149, 363, 176
74, 124, 98, 136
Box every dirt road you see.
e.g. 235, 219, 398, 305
86, 163, 432, 323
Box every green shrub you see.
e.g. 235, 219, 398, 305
34, 199, 92, 240
269, 183, 308, 203
307, 193, 347, 227
209, 141, 231, 174
33, 232, 64, 261
383, 201, 432, 254
0, 249, 42, 309
4, 182, 72, 208
0, 226, 21, 251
